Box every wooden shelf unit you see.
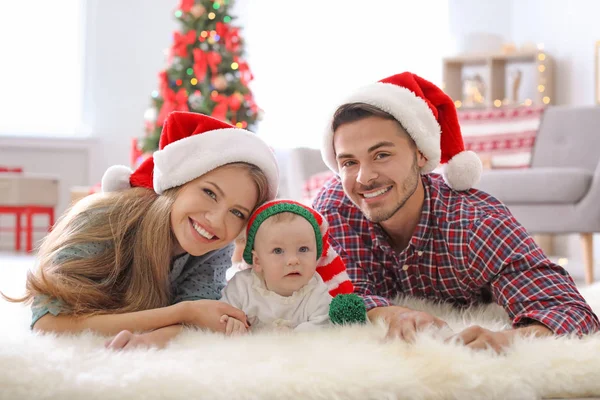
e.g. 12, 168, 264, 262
442, 50, 554, 109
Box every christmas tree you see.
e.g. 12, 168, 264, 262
141, 0, 260, 153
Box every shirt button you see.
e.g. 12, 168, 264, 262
417, 251, 424, 256
402, 264, 409, 271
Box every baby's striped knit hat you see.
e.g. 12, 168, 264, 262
243, 199, 354, 297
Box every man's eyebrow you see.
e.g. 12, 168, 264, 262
336, 141, 395, 160
336, 152, 354, 160
367, 141, 395, 153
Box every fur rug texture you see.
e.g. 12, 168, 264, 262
2, 284, 600, 400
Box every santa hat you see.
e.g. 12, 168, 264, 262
242, 200, 354, 297
101, 111, 279, 199
322, 72, 482, 191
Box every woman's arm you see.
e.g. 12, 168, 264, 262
103, 299, 250, 350
34, 299, 247, 336
33, 302, 188, 335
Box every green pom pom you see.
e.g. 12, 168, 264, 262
329, 294, 367, 325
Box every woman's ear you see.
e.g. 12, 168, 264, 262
252, 250, 262, 273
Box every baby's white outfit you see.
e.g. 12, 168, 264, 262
220, 269, 333, 331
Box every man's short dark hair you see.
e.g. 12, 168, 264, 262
331, 103, 396, 133
331, 103, 416, 149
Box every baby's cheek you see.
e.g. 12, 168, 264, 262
301, 253, 317, 261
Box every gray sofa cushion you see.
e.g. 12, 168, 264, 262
475, 168, 593, 204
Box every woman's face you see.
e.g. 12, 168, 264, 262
171, 165, 259, 256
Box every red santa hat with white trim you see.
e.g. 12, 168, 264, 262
242, 199, 354, 297
101, 111, 279, 199
321, 72, 482, 191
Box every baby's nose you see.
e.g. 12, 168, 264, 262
287, 256, 300, 266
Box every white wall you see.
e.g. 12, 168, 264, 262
84, 0, 179, 184
244, 0, 451, 149
449, 0, 600, 106
511, 0, 600, 106
448, 0, 512, 44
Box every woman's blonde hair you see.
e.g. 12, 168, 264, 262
4, 162, 270, 316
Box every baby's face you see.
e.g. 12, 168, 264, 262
252, 217, 318, 296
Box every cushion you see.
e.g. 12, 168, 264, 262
302, 170, 335, 205
459, 105, 545, 169
476, 167, 593, 204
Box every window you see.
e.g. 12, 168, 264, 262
243, 0, 450, 148
0, 1, 85, 136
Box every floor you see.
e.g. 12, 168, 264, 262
0, 251, 33, 299
2, 251, 599, 399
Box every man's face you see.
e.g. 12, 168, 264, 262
333, 116, 426, 223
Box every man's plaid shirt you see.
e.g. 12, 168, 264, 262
313, 173, 599, 335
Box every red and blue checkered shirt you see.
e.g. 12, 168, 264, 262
313, 173, 600, 336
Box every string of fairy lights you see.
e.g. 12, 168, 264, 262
451, 44, 551, 110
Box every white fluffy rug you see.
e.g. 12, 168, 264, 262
2, 286, 600, 400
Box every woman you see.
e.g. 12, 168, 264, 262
6, 111, 279, 345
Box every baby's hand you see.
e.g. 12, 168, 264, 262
220, 315, 248, 336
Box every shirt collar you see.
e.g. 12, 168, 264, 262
409, 175, 433, 252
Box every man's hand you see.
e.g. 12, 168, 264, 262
448, 323, 553, 354
368, 306, 450, 342
447, 325, 511, 353
220, 315, 248, 336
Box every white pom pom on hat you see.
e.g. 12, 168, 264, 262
101, 165, 133, 193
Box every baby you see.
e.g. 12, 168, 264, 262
220, 200, 354, 335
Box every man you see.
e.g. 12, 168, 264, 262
313, 72, 599, 352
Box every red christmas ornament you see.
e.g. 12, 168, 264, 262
172, 30, 196, 58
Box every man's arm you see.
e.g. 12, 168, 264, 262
468, 215, 600, 336
320, 211, 447, 339
323, 212, 393, 312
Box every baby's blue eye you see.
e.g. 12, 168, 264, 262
273, 248, 283, 254
299, 246, 309, 253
